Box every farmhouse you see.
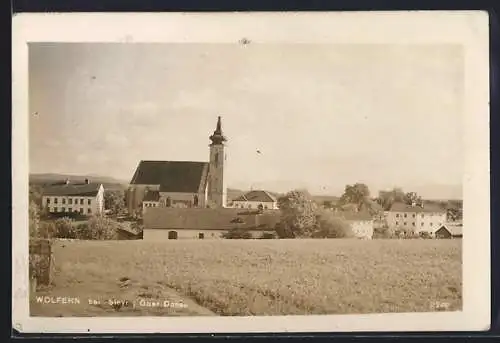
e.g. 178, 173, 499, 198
143, 207, 280, 240
127, 116, 228, 213
434, 223, 463, 239
230, 190, 279, 210
41, 179, 104, 215
386, 202, 446, 234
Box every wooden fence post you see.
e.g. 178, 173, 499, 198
29, 239, 54, 288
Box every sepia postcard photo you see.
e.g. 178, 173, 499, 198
12, 11, 490, 333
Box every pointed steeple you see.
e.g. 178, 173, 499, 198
209, 116, 227, 145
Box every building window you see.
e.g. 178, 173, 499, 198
412, 214, 416, 218
69, 199, 73, 205
412, 222, 415, 226
62, 198, 66, 204
421, 222, 424, 226
47, 198, 50, 204
430, 222, 433, 226
68, 207, 72, 212
396, 213, 399, 218
396, 221, 398, 226
404, 222, 407, 226
79, 208, 83, 214
62, 207, 66, 212
87, 208, 91, 214
198, 233, 205, 239
404, 213, 407, 218
421, 214, 424, 218
75, 198, 78, 204
54, 198, 58, 204
87, 199, 91, 205
80, 199, 84, 205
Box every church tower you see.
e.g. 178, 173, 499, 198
207, 116, 227, 208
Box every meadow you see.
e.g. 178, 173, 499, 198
30, 239, 462, 317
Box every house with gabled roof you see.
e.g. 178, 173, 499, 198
126, 117, 228, 213
386, 201, 447, 235
230, 190, 279, 210
41, 178, 105, 215
143, 207, 280, 240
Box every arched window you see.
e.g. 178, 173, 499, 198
168, 231, 178, 239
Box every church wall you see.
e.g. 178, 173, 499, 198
159, 191, 206, 208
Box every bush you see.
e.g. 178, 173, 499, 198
373, 225, 396, 239
222, 228, 253, 239
276, 190, 317, 238
312, 209, 354, 238
53, 217, 77, 239
77, 215, 119, 240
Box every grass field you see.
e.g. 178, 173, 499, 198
30, 239, 462, 317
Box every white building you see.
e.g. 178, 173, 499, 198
230, 190, 279, 210
386, 202, 447, 234
41, 179, 105, 215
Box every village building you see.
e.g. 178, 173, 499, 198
434, 222, 463, 239
143, 208, 280, 240
386, 202, 447, 234
230, 190, 279, 210
41, 179, 105, 215
127, 116, 228, 213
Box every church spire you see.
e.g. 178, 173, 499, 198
209, 116, 227, 145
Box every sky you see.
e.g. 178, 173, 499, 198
29, 43, 464, 198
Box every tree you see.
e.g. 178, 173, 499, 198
104, 190, 126, 215
339, 183, 370, 206
378, 187, 406, 211
404, 192, 422, 206
29, 201, 40, 238
276, 190, 317, 238
312, 209, 353, 238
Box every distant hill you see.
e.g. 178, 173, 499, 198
29, 173, 128, 191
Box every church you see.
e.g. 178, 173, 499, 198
126, 116, 228, 214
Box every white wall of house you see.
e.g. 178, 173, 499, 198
143, 228, 275, 241
230, 200, 278, 210
386, 211, 446, 233
349, 220, 374, 239
42, 185, 104, 216
143, 229, 227, 240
